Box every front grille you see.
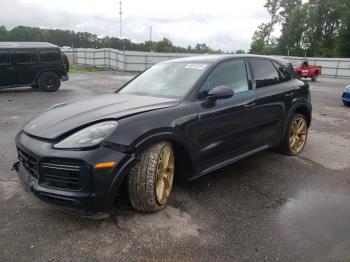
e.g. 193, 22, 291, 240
17, 148, 39, 179
39, 161, 86, 191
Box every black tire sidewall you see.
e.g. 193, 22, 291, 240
39, 72, 61, 92
127, 142, 174, 212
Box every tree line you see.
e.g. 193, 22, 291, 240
250, 0, 350, 57
0, 25, 247, 54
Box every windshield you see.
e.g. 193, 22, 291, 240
119, 62, 209, 98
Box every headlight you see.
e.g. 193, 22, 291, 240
54, 121, 118, 149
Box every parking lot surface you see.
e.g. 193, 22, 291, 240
1, 73, 350, 262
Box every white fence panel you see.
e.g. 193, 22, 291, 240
65, 48, 350, 77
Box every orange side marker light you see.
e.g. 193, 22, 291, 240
94, 162, 116, 169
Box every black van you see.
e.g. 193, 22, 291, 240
0, 42, 69, 92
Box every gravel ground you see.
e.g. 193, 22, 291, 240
0, 73, 350, 262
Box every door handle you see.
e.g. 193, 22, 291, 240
243, 102, 256, 108
285, 92, 294, 97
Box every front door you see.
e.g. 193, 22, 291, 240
0, 50, 15, 86
15, 49, 38, 85
196, 59, 257, 173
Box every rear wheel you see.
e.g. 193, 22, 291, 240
128, 142, 175, 212
279, 113, 308, 156
39, 72, 61, 92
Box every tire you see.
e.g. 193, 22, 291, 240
128, 142, 175, 212
39, 72, 61, 92
311, 75, 317, 81
343, 101, 350, 107
279, 113, 308, 156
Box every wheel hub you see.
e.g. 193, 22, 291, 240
289, 117, 307, 154
155, 145, 174, 205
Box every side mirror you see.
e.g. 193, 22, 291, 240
203, 85, 234, 107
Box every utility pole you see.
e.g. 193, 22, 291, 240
119, 1, 125, 51
149, 26, 152, 52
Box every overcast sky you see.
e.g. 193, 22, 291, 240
0, 0, 271, 52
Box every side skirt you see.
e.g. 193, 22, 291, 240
189, 145, 270, 181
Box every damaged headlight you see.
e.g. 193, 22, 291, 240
54, 121, 118, 149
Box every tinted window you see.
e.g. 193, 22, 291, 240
16, 51, 37, 64
273, 61, 292, 82
199, 59, 249, 98
249, 59, 280, 88
0, 51, 11, 65
40, 50, 60, 62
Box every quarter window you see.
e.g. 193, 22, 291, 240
273, 61, 292, 82
199, 60, 249, 98
0, 51, 11, 65
16, 50, 37, 64
40, 50, 60, 62
249, 59, 280, 88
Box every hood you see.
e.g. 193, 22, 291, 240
23, 93, 180, 139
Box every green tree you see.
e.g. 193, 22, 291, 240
276, 4, 309, 56
235, 49, 246, 54
0, 26, 8, 41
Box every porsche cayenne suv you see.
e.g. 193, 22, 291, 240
14, 55, 312, 215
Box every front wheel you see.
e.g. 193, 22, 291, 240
279, 113, 308, 156
128, 142, 175, 212
343, 101, 350, 107
311, 75, 317, 81
39, 72, 61, 92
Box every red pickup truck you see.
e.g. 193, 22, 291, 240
290, 60, 322, 81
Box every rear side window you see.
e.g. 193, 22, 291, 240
249, 59, 280, 88
40, 50, 60, 62
199, 59, 249, 98
273, 61, 292, 82
0, 51, 11, 65
16, 50, 37, 64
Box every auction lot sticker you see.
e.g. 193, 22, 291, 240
185, 64, 207, 70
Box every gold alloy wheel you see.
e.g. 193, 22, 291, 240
289, 116, 307, 154
155, 145, 174, 205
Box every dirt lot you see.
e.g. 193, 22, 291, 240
1, 74, 350, 262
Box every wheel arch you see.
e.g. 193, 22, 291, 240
33, 69, 61, 83
282, 102, 312, 139
132, 131, 197, 182
293, 104, 311, 127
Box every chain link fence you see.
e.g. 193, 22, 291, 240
63, 48, 350, 77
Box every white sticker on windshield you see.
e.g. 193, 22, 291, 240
185, 64, 207, 70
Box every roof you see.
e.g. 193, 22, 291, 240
0, 42, 59, 49
163, 54, 286, 64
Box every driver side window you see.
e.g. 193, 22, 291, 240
199, 59, 249, 99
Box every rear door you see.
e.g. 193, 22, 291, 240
15, 49, 39, 85
196, 59, 257, 173
248, 58, 294, 147
39, 49, 64, 74
0, 50, 15, 86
